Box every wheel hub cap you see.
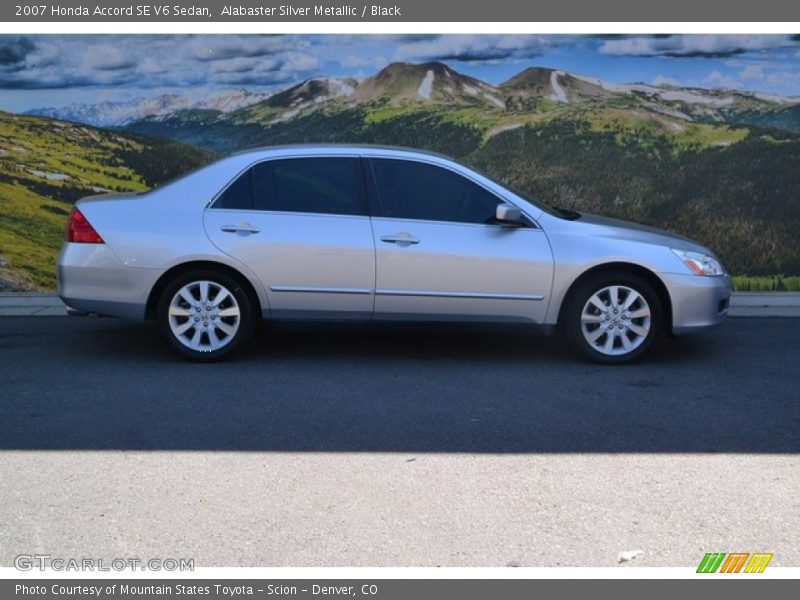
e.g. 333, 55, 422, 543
580, 285, 652, 356
168, 280, 241, 352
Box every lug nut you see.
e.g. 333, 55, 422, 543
194, 317, 200, 322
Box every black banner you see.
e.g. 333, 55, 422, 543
2, 0, 800, 22
3, 579, 794, 600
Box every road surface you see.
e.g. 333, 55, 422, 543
0, 317, 798, 567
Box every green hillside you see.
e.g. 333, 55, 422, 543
0, 112, 214, 290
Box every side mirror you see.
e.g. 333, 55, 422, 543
495, 203, 523, 225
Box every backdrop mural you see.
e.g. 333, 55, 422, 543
1, 34, 799, 291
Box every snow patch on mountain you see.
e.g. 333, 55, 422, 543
418, 70, 435, 100
572, 74, 739, 106
752, 92, 800, 105
486, 94, 505, 109
658, 90, 734, 106
27, 89, 271, 127
549, 71, 568, 103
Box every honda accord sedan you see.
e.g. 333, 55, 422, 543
57, 145, 730, 363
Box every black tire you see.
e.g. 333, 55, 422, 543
563, 270, 664, 365
156, 269, 256, 362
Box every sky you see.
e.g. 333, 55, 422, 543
0, 34, 799, 112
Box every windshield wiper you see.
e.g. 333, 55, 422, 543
551, 205, 581, 220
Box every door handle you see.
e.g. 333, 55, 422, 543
221, 223, 260, 234
380, 233, 420, 245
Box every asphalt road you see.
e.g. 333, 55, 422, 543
0, 316, 798, 567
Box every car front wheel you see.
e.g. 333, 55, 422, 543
157, 270, 255, 361
565, 272, 663, 364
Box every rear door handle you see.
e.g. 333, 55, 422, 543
221, 223, 260, 234
380, 233, 420, 245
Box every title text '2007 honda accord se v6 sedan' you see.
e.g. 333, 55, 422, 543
57, 145, 731, 364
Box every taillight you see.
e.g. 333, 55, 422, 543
66, 207, 104, 244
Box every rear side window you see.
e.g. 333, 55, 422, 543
257, 158, 363, 215
369, 158, 501, 225
214, 168, 254, 210
213, 157, 364, 216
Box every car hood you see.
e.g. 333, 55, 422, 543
574, 213, 713, 255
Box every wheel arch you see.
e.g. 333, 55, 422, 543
145, 260, 264, 321
556, 262, 673, 331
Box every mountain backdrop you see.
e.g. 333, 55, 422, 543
4, 61, 800, 290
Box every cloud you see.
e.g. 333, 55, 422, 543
340, 54, 388, 69
765, 70, 800, 88
0, 35, 319, 90
600, 34, 798, 58
395, 34, 551, 63
707, 70, 741, 89
281, 52, 319, 71
0, 36, 36, 67
82, 46, 135, 71
188, 35, 307, 61
740, 64, 764, 79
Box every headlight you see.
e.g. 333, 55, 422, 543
671, 249, 726, 276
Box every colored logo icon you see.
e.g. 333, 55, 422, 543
697, 553, 773, 573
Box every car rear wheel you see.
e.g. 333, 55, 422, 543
157, 270, 255, 361
565, 272, 663, 364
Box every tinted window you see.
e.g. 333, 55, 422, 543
254, 158, 363, 215
370, 159, 500, 224
214, 168, 254, 210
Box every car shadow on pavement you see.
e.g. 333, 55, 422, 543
1, 316, 798, 453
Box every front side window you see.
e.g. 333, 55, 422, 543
213, 157, 364, 216
369, 158, 501, 225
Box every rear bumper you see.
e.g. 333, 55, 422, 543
662, 273, 731, 334
57, 243, 157, 320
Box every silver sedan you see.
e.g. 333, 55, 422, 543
57, 145, 731, 363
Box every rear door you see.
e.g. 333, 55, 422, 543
367, 157, 553, 322
204, 156, 376, 318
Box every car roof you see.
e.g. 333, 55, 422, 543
228, 144, 454, 162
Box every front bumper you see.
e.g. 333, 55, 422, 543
661, 272, 731, 334
57, 243, 157, 320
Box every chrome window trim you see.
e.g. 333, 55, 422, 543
374, 289, 545, 301
204, 148, 543, 229
269, 285, 373, 295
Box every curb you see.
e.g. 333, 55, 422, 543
1, 292, 798, 318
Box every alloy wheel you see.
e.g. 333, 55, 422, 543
167, 280, 241, 352
580, 285, 652, 356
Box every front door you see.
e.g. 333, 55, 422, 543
367, 157, 553, 322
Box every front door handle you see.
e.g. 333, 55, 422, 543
380, 233, 420, 245
221, 223, 260, 234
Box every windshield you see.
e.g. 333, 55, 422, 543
465, 162, 580, 220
